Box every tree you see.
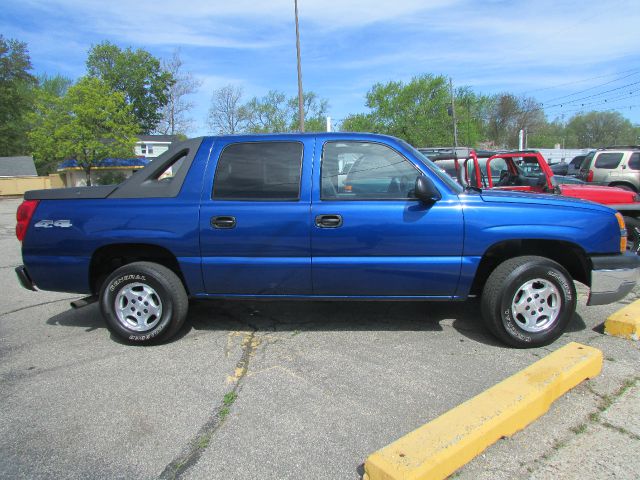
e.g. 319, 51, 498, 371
156, 50, 201, 136
207, 84, 246, 134
340, 112, 381, 133
37, 73, 72, 98
349, 75, 452, 146
243, 90, 290, 133
29, 77, 139, 185
564, 111, 637, 148
0, 36, 37, 156
29, 74, 74, 173
86, 41, 173, 133
239, 89, 330, 133
287, 91, 328, 132
486, 93, 545, 148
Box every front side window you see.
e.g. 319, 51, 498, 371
594, 152, 623, 169
213, 142, 303, 201
627, 152, 640, 170
321, 141, 420, 200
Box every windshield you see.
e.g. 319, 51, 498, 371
401, 141, 464, 194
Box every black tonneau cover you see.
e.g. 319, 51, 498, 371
23, 137, 204, 201
24, 185, 117, 200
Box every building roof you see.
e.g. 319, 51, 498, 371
58, 157, 151, 170
0, 156, 38, 177
137, 135, 180, 143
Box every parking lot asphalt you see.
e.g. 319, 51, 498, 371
1, 196, 638, 480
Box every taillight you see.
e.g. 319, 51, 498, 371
16, 200, 39, 242
587, 170, 594, 182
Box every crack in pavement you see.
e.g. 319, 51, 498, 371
157, 321, 260, 480
0, 297, 81, 318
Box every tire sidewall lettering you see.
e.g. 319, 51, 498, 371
109, 274, 147, 292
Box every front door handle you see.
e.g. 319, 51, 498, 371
315, 214, 343, 228
211, 216, 236, 229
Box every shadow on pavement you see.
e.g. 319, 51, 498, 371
43, 297, 588, 349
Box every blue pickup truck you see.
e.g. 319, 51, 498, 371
15, 133, 640, 347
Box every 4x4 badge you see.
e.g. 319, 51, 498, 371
34, 219, 72, 228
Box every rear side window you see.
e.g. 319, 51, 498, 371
213, 142, 303, 200
628, 152, 640, 171
594, 152, 623, 169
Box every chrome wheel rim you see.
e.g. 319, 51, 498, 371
511, 279, 561, 333
114, 282, 163, 332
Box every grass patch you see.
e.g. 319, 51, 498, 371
223, 391, 238, 406
198, 435, 210, 449
570, 423, 588, 435
219, 407, 230, 419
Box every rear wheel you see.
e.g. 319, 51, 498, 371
481, 256, 576, 348
99, 261, 188, 344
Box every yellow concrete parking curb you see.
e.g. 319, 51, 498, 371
363, 342, 603, 480
604, 299, 640, 340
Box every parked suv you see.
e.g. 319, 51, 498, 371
578, 146, 640, 191
550, 154, 586, 177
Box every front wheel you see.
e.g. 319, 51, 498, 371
99, 261, 188, 344
481, 256, 576, 348
623, 216, 640, 255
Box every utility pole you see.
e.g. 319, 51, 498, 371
294, 0, 305, 132
449, 78, 458, 149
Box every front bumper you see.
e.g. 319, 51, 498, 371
587, 254, 640, 306
15, 265, 37, 291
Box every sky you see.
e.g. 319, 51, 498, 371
2, 0, 640, 136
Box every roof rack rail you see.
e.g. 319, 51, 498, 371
600, 145, 640, 150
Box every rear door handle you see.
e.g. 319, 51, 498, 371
211, 216, 236, 229
315, 214, 343, 228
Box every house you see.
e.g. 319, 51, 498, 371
0, 156, 37, 177
58, 135, 179, 187
135, 135, 179, 158
57, 157, 151, 187
0, 156, 64, 196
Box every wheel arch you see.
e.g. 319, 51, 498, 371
608, 181, 637, 192
470, 239, 590, 296
89, 243, 188, 295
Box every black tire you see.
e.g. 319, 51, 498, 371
99, 261, 188, 344
481, 256, 576, 348
623, 216, 640, 255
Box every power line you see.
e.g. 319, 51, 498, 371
522, 67, 640, 95
542, 80, 640, 108
540, 69, 640, 104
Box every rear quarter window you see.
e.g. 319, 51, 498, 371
627, 152, 640, 171
594, 152, 623, 169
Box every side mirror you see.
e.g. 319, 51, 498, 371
414, 175, 441, 203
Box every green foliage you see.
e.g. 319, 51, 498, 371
242, 90, 329, 133
37, 73, 73, 98
340, 112, 381, 133
0, 35, 37, 156
95, 170, 127, 185
243, 90, 290, 133
564, 111, 638, 148
287, 91, 329, 132
87, 41, 174, 134
29, 77, 139, 185
352, 75, 454, 146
